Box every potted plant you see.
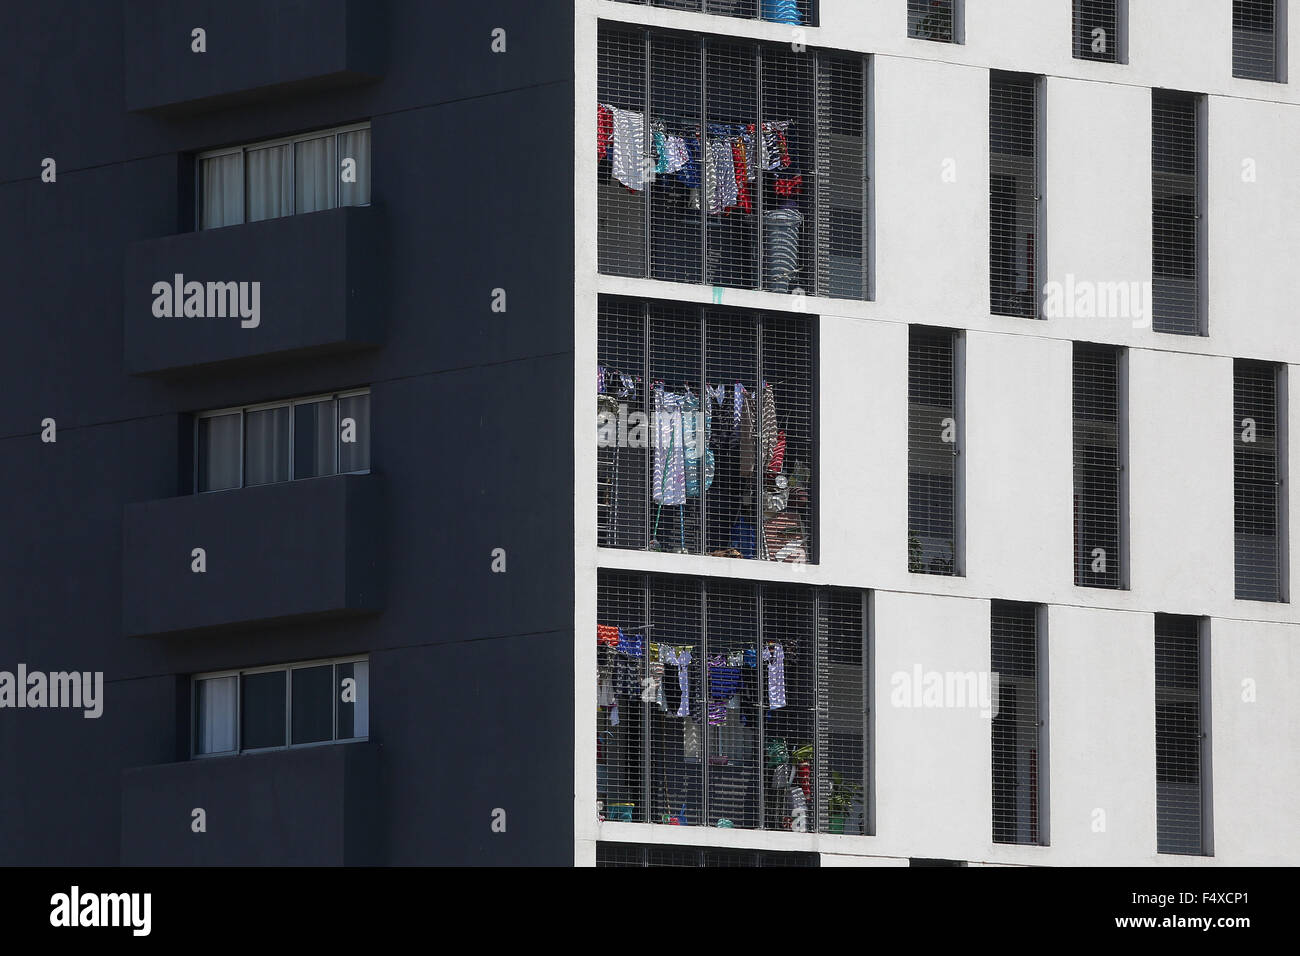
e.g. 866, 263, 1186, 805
827, 772, 861, 834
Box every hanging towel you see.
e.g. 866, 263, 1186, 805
664, 135, 690, 175
597, 104, 613, 160
713, 138, 738, 212
769, 429, 787, 474
760, 384, 778, 469
652, 387, 688, 506
610, 106, 647, 191
763, 643, 788, 709
731, 138, 752, 213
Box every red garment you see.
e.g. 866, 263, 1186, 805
796, 762, 812, 800
768, 430, 786, 474
775, 174, 803, 198
731, 138, 752, 213
597, 624, 619, 647
597, 104, 613, 160
777, 129, 791, 167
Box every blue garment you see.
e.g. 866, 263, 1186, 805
762, 0, 802, 25
678, 138, 701, 188
729, 517, 757, 560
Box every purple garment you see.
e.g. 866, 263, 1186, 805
763, 643, 787, 710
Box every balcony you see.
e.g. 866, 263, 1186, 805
124, 0, 384, 114
121, 742, 379, 865
123, 205, 384, 375
122, 473, 383, 637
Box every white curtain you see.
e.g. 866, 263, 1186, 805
244, 407, 290, 485
196, 676, 237, 754
295, 136, 336, 214
351, 661, 369, 737
198, 413, 242, 492
200, 153, 243, 229
337, 129, 371, 206
245, 144, 292, 222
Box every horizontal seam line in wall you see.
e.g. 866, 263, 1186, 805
583, 10, 1299, 109
584, 556, 1300, 627
0, 78, 575, 189
90, 629, 576, 685
590, 283, 1281, 364
0, 349, 574, 442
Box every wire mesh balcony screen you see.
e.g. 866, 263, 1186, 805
597, 296, 816, 564
1073, 0, 1120, 62
597, 25, 867, 299
596, 842, 820, 866
1073, 343, 1124, 589
1233, 0, 1280, 80
989, 72, 1039, 318
1152, 89, 1201, 335
595, 572, 868, 834
1234, 360, 1282, 601
908, 1, 956, 42
908, 326, 958, 576
991, 601, 1041, 845
607, 0, 817, 27
1155, 614, 1205, 855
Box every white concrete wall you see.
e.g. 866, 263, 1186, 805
577, 0, 1300, 866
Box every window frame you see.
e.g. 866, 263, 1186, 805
194, 388, 371, 494
192, 654, 370, 759
1232, 0, 1288, 82
196, 121, 372, 230
907, 0, 964, 45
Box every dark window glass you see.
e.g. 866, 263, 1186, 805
291, 665, 334, 745
240, 671, 287, 750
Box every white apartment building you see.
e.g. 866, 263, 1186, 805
574, 0, 1300, 866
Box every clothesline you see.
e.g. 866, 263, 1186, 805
598, 101, 800, 210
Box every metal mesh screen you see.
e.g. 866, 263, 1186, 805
598, 27, 647, 278
1155, 614, 1205, 855
597, 296, 816, 563
610, 1, 817, 27
595, 842, 819, 866
989, 72, 1039, 318
1233, 0, 1280, 80
1073, 344, 1123, 589
1073, 0, 1120, 62
817, 54, 868, 300
1234, 360, 1282, 601
595, 572, 869, 834
991, 601, 1041, 846
816, 589, 867, 835
1152, 89, 1200, 335
596, 25, 867, 300
908, 327, 958, 576
908, 0, 956, 42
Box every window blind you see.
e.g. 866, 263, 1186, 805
597, 296, 816, 563
989, 72, 1039, 318
595, 572, 868, 834
1152, 89, 1201, 335
1234, 360, 1283, 601
1073, 344, 1124, 589
908, 326, 959, 576
908, 0, 957, 42
1233, 0, 1281, 80
597, 25, 868, 299
1073, 0, 1120, 62
991, 601, 1042, 846
1155, 614, 1206, 856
